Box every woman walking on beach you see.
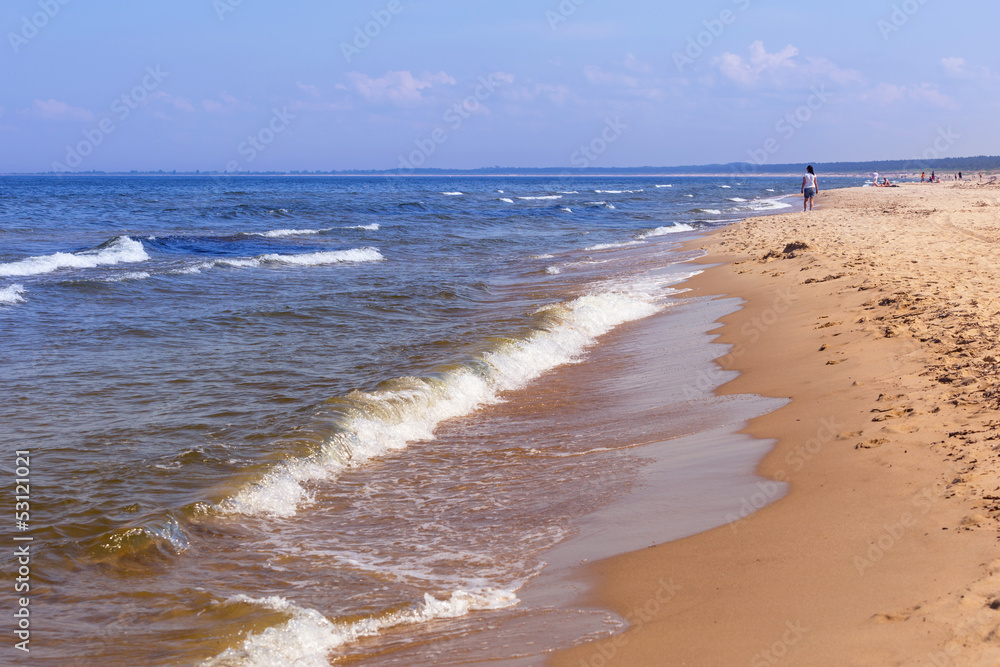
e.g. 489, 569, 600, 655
802, 165, 818, 211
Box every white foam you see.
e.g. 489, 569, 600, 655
217, 248, 384, 270
654, 184, 672, 188
747, 198, 793, 211
699, 209, 723, 215
726, 197, 747, 202
683, 194, 694, 197
442, 192, 463, 196
221, 290, 659, 518
593, 189, 641, 194
0, 236, 149, 277
766, 188, 776, 192
558, 190, 579, 194
636, 224, 695, 239
718, 185, 732, 189
498, 198, 515, 204
516, 195, 562, 200
585, 240, 644, 251
345, 223, 380, 231
255, 228, 329, 238
531, 254, 554, 259
104, 271, 151, 282
559, 207, 572, 213
0, 284, 26, 304
203, 589, 517, 667
545, 266, 561, 275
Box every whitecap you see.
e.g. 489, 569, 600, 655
203, 589, 518, 667
0, 284, 26, 305
636, 224, 696, 239
0, 236, 149, 277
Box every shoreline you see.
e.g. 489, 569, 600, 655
551, 183, 1000, 665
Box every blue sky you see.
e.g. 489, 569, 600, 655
1, 0, 997, 172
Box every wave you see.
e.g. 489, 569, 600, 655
584, 201, 615, 209
0, 284, 26, 304
441, 192, 464, 196
214, 248, 385, 270
718, 185, 732, 189
83, 516, 191, 568
747, 198, 793, 211
593, 189, 641, 194
251, 228, 331, 238
691, 209, 722, 215
219, 290, 659, 518
545, 266, 561, 275
516, 195, 562, 200
726, 197, 748, 202
654, 184, 672, 188
345, 223, 380, 231
584, 240, 644, 251
0, 236, 149, 277
102, 271, 151, 283
636, 223, 695, 239
498, 198, 515, 204
202, 589, 517, 666
559, 207, 572, 213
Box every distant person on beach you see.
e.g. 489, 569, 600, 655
802, 165, 818, 211
930, 171, 936, 182
921, 172, 926, 182
873, 171, 879, 186
958, 172, 963, 180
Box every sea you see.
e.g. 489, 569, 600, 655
0, 174, 860, 666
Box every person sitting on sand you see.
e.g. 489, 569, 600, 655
801, 165, 818, 211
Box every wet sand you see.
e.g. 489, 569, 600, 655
552, 183, 1000, 666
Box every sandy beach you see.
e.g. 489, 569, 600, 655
552, 182, 1000, 666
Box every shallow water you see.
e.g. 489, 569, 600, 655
0, 174, 856, 665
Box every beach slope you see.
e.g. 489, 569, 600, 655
553, 183, 1000, 666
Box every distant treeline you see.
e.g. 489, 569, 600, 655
17, 155, 1000, 177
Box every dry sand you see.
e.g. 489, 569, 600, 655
551, 182, 1000, 666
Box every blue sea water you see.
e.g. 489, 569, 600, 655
0, 174, 859, 665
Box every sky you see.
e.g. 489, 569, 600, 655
1, 0, 997, 172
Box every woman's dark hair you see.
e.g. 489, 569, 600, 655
807, 165, 815, 174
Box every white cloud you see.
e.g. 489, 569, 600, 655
29, 99, 94, 122
715, 41, 863, 88
863, 82, 957, 109
583, 65, 639, 88
941, 56, 991, 80
346, 70, 456, 106
201, 92, 242, 114
297, 82, 321, 98
149, 91, 194, 112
